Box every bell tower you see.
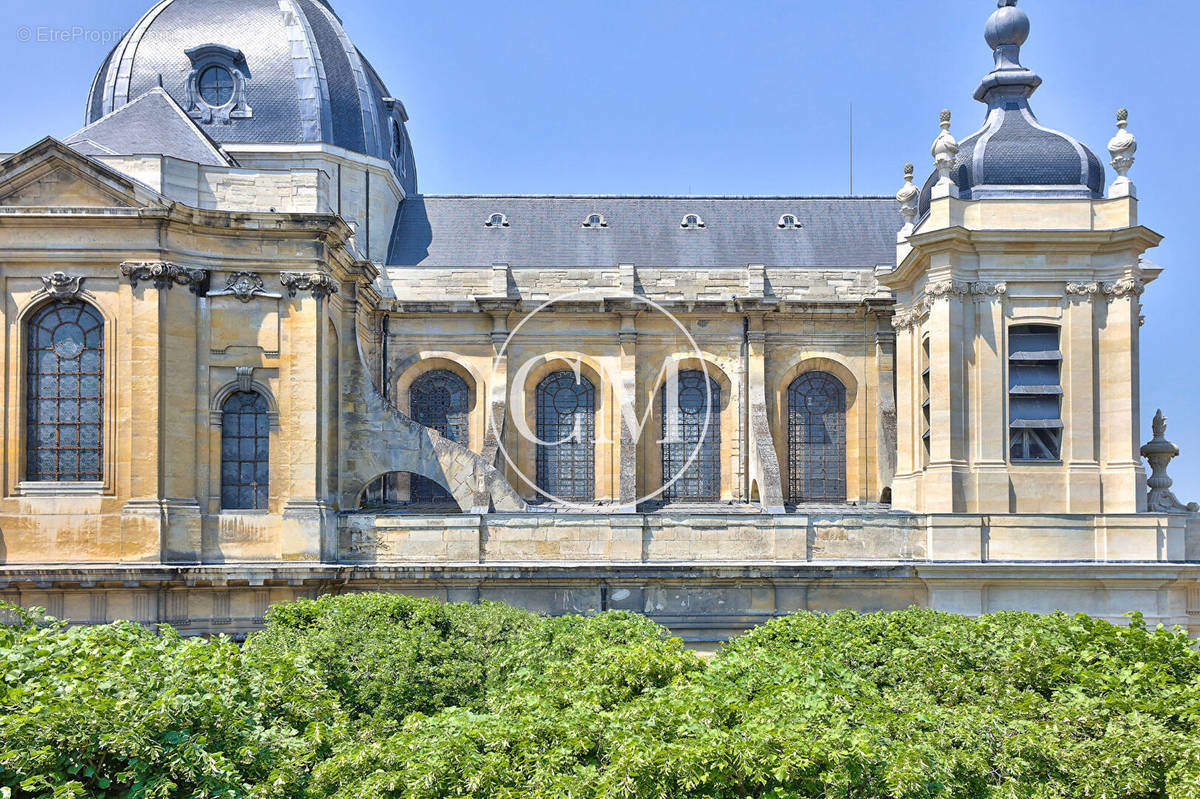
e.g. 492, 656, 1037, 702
880, 0, 1160, 515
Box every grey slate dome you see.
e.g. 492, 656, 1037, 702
918, 0, 1103, 217
86, 0, 416, 192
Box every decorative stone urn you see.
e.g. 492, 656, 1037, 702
1141, 410, 1199, 513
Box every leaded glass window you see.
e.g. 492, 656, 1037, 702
661, 370, 721, 502
26, 301, 104, 482
410, 369, 470, 503
199, 65, 235, 106
221, 391, 270, 509
788, 371, 847, 503
536, 371, 595, 502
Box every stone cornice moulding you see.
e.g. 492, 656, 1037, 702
891, 280, 1008, 331
886, 223, 1165, 291
120, 261, 209, 294
1064, 276, 1146, 301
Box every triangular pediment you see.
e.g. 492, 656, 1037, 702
0, 137, 165, 209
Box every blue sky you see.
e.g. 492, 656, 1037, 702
3, 0, 1200, 496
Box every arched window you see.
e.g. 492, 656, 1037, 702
410, 369, 470, 503
221, 391, 270, 510
661, 369, 720, 502
26, 301, 104, 482
787, 371, 847, 503
485, 213, 509, 228
778, 213, 802, 229
680, 214, 705, 229
536, 371, 595, 502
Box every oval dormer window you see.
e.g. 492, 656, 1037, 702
485, 213, 509, 228
199, 65, 235, 107
681, 214, 705, 229
778, 214, 802, 229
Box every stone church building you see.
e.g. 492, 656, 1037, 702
0, 0, 1196, 643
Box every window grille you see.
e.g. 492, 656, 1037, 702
787, 371, 847, 503
536, 371, 595, 502
26, 301, 104, 482
410, 369, 470, 503
661, 370, 720, 502
220, 391, 270, 509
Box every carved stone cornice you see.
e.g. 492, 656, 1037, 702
40, 272, 84, 301
1064, 277, 1145, 301
120, 261, 209, 294
891, 280, 1007, 331
1065, 281, 1101, 296
208, 272, 280, 303
280, 271, 339, 300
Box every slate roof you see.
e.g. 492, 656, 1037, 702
85, 0, 416, 192
66, 88, 231, 167
917, 0, 1104, 215
387, 196, 899, 268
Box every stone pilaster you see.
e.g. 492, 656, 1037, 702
616, 312, 639, 512
279, 279, 335, 560
1098, 276, 1147, 512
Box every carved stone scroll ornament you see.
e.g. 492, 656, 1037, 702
40, 272, 84, 301
1102, 276, 1145, 299
120, 261, 209, 294
207, 272, 280, 303
1065, 281, 1101, 297
280, 271, 339, 300
1140, 410, 1199, 513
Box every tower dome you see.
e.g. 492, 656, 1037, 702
918, 0, 1103, 217
85, 0, 416, 192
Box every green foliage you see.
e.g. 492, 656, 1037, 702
2, 597, 1199, 799
0, 606, 348, 799
246, 593, 536, 722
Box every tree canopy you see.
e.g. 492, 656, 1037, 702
1, 595, 1198, 798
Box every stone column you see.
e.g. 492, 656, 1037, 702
923, 281, 968, 513
873, 316, 897, 502
616, 312, 639, 512
1062, 286, 1101, 512
1098, 275, 1147, 512
477, 299, 518, 512
118, 272, 167, 563
970, 283, 1008, 513
279, 272, 337, 560
118, 262, 207, 563
890, 317, 919, 511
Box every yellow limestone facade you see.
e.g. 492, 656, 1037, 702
0, 0, 1197, 643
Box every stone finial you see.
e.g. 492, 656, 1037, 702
896, 163, 919, 234
1141, 410, 1199, 513
931, 110, 959, 189
1108, 108, 1137, 198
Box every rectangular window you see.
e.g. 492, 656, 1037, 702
920, 336, 931, 464
1008, 324, 1063, 461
